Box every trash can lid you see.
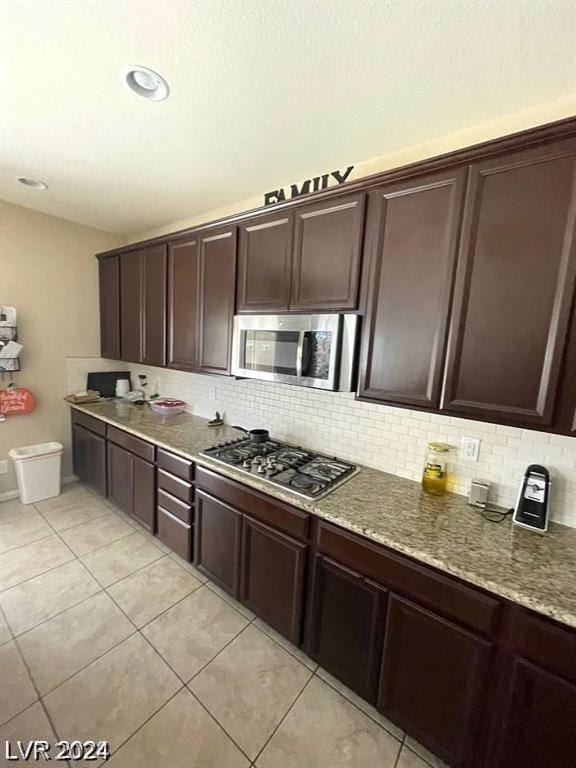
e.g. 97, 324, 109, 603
8, 442, 64, 460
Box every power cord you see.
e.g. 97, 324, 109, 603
478, 506, 514, 524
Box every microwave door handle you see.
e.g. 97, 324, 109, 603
296, 331, 305, 377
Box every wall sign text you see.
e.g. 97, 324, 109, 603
264, 165, 354, 206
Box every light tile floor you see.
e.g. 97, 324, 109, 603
0, 484, 447, 768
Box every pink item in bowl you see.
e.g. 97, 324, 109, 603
150, 398, 186, 416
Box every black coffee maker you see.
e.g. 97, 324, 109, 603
512, 464, 550, 533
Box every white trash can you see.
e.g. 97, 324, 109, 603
8, 442, 63, 504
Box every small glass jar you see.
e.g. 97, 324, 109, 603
422, 442, 450, 495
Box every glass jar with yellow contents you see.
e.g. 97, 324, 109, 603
421, 442, 450, 495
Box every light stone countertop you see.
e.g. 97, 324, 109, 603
70, 400, 576, 630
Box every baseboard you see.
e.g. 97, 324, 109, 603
0, 475, 78, 503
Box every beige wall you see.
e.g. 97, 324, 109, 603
0, 201, 119, 494
125, 95, 576, 244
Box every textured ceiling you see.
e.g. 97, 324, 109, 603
1, 0, 575, 236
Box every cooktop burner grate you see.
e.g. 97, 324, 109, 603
200, 436, 357, 499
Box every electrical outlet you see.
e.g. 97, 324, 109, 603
0, 460, 8, 475
209, 387, 217, 402
461, 436, 481, 462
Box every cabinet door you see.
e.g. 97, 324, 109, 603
99, 256, 120, 360
167, 238, 199, 370
358, 169, 467, 408
378, 595, 493, 767
132, 455, 155, 532
107, 442, 132, 514
195, 490, 242, 595
142, 245, 167, 367
307, 555, 387, 703
555, 297, 576, 435
72, 424, 89, 483
120, 250, 143, 363
290, 192, 365, 311
197, 228, 237, 374
496, 659, 576, 768
443, 139, 576, 426
237, 213, 292, 312
87, 431, 107, 497
241, 516, 307, 644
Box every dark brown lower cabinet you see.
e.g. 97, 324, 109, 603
307, 555, 387, 703
378, 595, 493, 767
132, 455, 155, 531
157, 507, 192, 561
107, 441, 154, 532
72, 424, 107, 496
496, 659, 576, 768
195, 490, 242, 595
241, 517, 307, 644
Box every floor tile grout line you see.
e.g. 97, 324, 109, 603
118, 578, 205, 634
5, 584, 106, 641
0, 550, 79, 596
186, 684, 255, 764
35, 626, 140, 700
184, 615, 255, 687
250, 666, 315, 765
82, 546, 167, 591
9, 627, 64, 749
250, 621, 318, 673
0, 530, 58, 557
313, 669, 405, 742
42, 508, 126, 536
96, 682, 187, 763
64, 528, 140, 559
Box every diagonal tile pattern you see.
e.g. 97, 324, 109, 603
108, 555, 202, 627
0, 488, 445, 768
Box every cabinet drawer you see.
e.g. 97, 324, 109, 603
157, 449, 194, 482
516, 611, 576, 685
157, 488, 193, 525
157, 507, 192, 561
72, 409, 106, 436
158, 469, 193, 504
316, 521, 501, 636
107, 425, 155, 462
196, 466, 309, 540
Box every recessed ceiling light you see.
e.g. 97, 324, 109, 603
18, 177, 49, 190
121, 65, 169, 101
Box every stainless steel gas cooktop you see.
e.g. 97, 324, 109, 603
200, 437, 358, 499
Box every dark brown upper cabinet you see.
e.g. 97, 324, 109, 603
358, 169, 467, 409
555, 298, 576, 436
167, 237, 199, 371
197, 227, 237, 374
142, 245, 167, 367
237, 212, 293, 312
291, 192, 365, 311
120, 249, 143, 363
119, 245, 167, 366
98, 256, 120, 360
442, 138, 576, 427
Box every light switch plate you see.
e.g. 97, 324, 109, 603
461, 436, 481, 462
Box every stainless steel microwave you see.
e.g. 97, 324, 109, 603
231, 314, 359, 391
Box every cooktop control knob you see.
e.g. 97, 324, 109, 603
242, 459, 252, 468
